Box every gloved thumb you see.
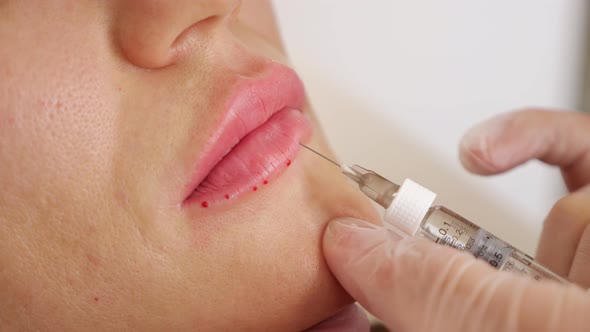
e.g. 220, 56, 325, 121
323, 217, 589, 332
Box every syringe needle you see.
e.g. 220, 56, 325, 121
298, 143, 399, 208
298, 143, 341, 167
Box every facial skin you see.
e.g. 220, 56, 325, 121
0, 1, 379, 331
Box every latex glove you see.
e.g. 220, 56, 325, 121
323, 110, 590, 332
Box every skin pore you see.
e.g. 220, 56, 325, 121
0, 1, 379, 331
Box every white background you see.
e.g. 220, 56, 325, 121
274, 1, 588, 254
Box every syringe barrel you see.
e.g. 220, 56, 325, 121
383, 179, 565, 283
419, 206, 565, 282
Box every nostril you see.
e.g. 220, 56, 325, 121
115, 0, 241, 70
118, 45, 171, 70
117, 19, 179, 69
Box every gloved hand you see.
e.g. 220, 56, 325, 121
323, 109, 590, 332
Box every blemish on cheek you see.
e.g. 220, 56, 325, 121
253, 186, 258, 191
0, 116, 16, 131
287, 160, 291, 166
115, 190, 130, 209
263, 179, 269, 185
201, 201, 209, 208
86, 253, 101, 267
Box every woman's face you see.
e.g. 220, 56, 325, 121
0, 1, 378, 330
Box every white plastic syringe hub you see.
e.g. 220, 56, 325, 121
383, 179, 437, 237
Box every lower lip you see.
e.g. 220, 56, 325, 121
185, 109, 311, 206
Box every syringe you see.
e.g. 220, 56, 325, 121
300, 144, 566, 283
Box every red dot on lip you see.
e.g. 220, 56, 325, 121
253, 186, 258, 191
263, 179, 269, 185
287, 160, 291, 166
201, 201, 209, 208
224, 194, 230, 199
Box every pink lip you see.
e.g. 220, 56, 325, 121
183, 63, 312, 206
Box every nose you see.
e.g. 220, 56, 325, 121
115, 0, 240, 68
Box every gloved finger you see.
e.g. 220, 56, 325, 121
535, 190, 590, 280
304, 304, 370, 332
458, 109, 590, 282
569, 217, 590, 288
459, 109, 590, 191
323, 217, 590, 332
536, 189, 590, 283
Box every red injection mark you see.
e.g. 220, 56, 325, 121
253, 186, 258, 191
201, 201, 209, 208
286, 160, 291, 166
224, 194, 230, 199
263, 179, 269, 185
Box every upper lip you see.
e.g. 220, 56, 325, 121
182, 62, 306, 201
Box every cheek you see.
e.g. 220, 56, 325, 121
0, 9, 132, 326
0, 36, 118, 212
0, 16, 126, 282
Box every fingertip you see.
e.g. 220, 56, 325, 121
304, 304, 370, 332
459, 111, 525, 175
323, 218, 381, 260
324, 217, 378, 245
459, 125, 503, 175
459, 137, 499, 175
326, 217, 379, 232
